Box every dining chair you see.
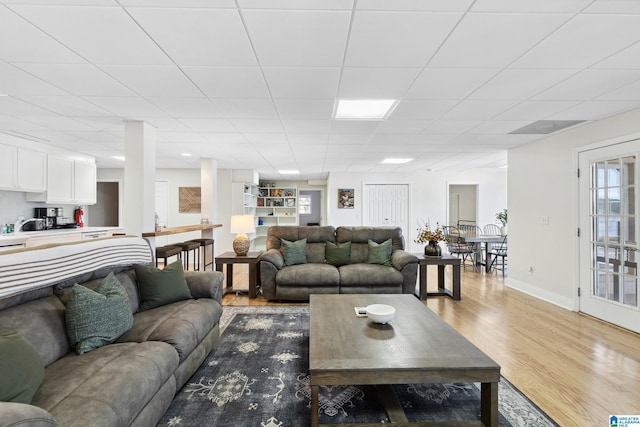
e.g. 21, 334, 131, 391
487, 235, 508, 276
483, 224, 501, 235
443, 225, 477, 269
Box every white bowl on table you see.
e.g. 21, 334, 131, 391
365, 304, 395, 324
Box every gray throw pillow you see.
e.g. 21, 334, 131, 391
325, 241, 351, 266
281, 238, 307, 266
135, 260, 192, 312
0, 328, 44, 404
65, 272, 134, 355
367, 239, 392, 266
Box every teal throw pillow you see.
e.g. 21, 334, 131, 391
281, 238, 307, 266
325, 241, 351, 266
65, 272, 134, 355
135, 260, 192, 312
367, 239, 392, 266
0, 328, 44, 404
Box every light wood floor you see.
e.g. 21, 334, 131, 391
220, 264, 640, 427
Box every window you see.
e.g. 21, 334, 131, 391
299, 196, 311, 214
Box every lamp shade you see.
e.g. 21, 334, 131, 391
230, 214, 256, 234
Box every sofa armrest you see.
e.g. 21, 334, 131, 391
184, 271, 223, 303
259, 249, 284, 300
391, 249, 419, 271
0, 402, 57, 427
260, 248, 284, 269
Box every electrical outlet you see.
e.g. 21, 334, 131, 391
528, 266, 534, 276
541, 216, 549, 225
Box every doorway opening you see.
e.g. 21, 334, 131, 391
299, 190, 323, 226
448, 184, 478, 227
87, 181, 119, 227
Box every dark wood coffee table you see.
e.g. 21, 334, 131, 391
309, 294, 500, 427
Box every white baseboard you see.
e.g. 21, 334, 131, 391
505, 277, 575, 312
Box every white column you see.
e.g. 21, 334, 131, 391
124, 121, 156, 247
200, 158, 218, 259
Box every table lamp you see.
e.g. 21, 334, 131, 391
230, 214, 255, 256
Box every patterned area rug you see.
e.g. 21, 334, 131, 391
158, 306, 558, 427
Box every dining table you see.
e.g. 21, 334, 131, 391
462, 234, 505, 272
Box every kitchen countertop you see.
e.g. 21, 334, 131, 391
0, 226, 124, 246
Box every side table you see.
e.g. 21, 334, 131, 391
215, 251, 262, 298
415, 254, 461, 300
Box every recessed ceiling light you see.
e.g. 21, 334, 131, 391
112, 156, 125, 161
279, 170, 299, 175
335, 99, 396, 120
382, 158, 412, 164
181, 153, 192, 157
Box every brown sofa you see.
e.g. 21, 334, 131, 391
259, 226, 419, 300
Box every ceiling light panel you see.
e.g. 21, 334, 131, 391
126, 8, 256, 66
10, 6, 171, 65
345, 11, 462, 67
241, 10, 351, 66
429, 13, 571, 68
334, 99, 396, 119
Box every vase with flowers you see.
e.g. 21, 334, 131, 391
414, 220, 448, 257
496, 209, 508, 236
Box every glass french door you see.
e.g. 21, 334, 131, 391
579, 140, 640, 333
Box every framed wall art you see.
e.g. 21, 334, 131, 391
338, 188, 354, 209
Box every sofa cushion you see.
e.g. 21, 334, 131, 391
339, 264, 404, 287
367, 239, 392, 266
0, 328, 45, 404
325, 241, 351, 266
118, 298, 222, 362
275, 263, 340, 286
281, 238, 307, 266
32, 341, 178, 427
65, 273, 134, 355
135, 260, 192, 311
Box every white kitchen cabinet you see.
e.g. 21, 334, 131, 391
0, 144, 46, 192
27, 155, 97, 204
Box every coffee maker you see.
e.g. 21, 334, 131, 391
34, 207, 76, 229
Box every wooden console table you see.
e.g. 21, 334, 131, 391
215, 251, 262, 299
415, 254, 461, 300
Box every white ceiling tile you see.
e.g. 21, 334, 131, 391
177, 118, 236, 132
243, 133, 289, 145
330, 120, 381, 134
287, 133, 329, 146
100, 65, 203, 97
242, 10, 350, 66
389, 100, 458, 120
594, 41, 640, 70
19, 96, 113, 117
0, 7, 85, 63
339, 67, 421, 98
375, 120, 431, 134
328, 134, 372, 145
422, 120, 482, 134
494, 100, 580, 120
468, 120, 531, 134
281, 120, 331, 133
583, 0, 640, 14
0, 114, 48, 131
16, 63, 135, 96
357, 0, 472, 11
406, 68, 499, 99
140, 118, 191, 132
182, 67, 270, 99
229, 119, 283, 133
0, 96, 58, 117
441, 100, 519, 120
82, 96, 166, 118
429, 13, 570, 68
533, 69, 640, 101
471, 0, 592, 13
0, 62, 67, 96
28, 116, 97, 131
263, 67, 340, 98
239, 0, 353, 9
127, 8, 257, 66
274, 99, 334, 119
547, 100, 640, 121
213, 99, 278, 119
470, 68, 579, 100
598, 80, 640, 101
513, 14, 640, 68
146, 98, 223, 118
9, 5, 171, 65
120, 0, 235, 6
345, 11, 462, 67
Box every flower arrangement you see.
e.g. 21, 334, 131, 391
496, 209, 508, 226
414, 220, 448, 244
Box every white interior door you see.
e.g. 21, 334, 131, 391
363, 184, 409, 238
579, 139, 640, 333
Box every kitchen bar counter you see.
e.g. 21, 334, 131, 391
0, 227, 125, 249
141, 223, 222, 237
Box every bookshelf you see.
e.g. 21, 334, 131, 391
254, 185, 298, 250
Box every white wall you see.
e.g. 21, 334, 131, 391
327, 169, 507, 253
508, 107, 640, 310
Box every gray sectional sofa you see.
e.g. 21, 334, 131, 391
259, 226, 419, 300
0, 236, 223, 427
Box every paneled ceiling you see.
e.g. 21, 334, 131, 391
2, 0, 640, 179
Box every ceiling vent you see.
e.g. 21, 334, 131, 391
509, 120, 586, 135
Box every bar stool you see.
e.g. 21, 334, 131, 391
187, 238, 215, 271
176, 241, 201, 271
155, 245, 182, 268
